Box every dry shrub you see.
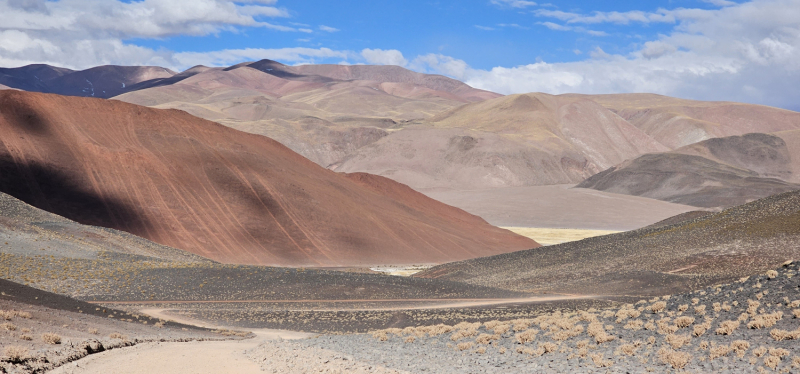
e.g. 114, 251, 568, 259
699, 341, 709, 350
499, 347, 506, 354
88, 328, 99, 335
475, 333, 499, 345
404, 336, 415, 343
716, 320, 740, 335
790, 300, 800, 308
617, 344, 638, 356
792, 356, 800, 369
16, 311, 31, 319
767, 270, 778, 279
540, 342, 558, 354
475, 346, 486, 354
512, 319, 533, 331
624, 319, 644, 331
3, 346, 29, 362
658, 347, 691, 369
491, 324, 510, 335
372, 331, 388, 341
42, 332, 61, 344
747, 300, 761, 315
650, 301, 667, 313
590, 353, 613, 367
793, 309, 800, 319
576, 339, 589, 349
748, 312, 783, 329
484, 320, 502, 330
765, 355, 781, 370
665, 334, 691, 349
1, 322, 17, 331
615, 307, 641, 322
691, 298, 700, 305
694, 305, 707, 315
457, 342, 474, 351
644, 321, 656, 331
154, 321, 165, 328
587, 322, 614, 344
770, 328, 800, 341
753, 346, 768, 357
731, 340, 750, 358
515, 329, 538, 344
450, 327, 478, 342
709, 344, 731, 359
675, 316, 695, 328
109, 332, 127, 340
693, 320, 712, 337
647, 336, 656, 344
678, 304, 688, 312
19, 334, 32, 341
771, 348, 790, 359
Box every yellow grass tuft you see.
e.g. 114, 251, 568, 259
42, 332, 61, 345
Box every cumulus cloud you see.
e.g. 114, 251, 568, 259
422, 0, 800, 110
360, 48, 408, 66
0, 0, 301, 69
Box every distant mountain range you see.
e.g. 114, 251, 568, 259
3, 61, 800, 210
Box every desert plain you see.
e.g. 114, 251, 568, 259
0, 58, 798, 374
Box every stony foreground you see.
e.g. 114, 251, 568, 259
250, 263, 800, 373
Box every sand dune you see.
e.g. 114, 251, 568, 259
0, 90, 536, 266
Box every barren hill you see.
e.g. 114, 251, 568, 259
115, 61, 498, 167
0, 64, 175, 99
334, 93, 669, 189
579, 93, 800, 149
0, 90, 536, 266
577, 133, 800, 208
417, 189, 800, 296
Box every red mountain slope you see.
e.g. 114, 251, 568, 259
0, 90, 536, 266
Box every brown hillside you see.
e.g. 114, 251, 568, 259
0, 90, 536, 266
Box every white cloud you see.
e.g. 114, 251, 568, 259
360, 48, 408, 66
419, 0, 800, 110
319, 25, 339, 33
539, 22, 571, 31
0, 0, 303, 70
475, 25, 496, 31
175, 47, 352, 67
490, 0, 537, 8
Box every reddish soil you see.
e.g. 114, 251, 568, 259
0, 90, 536, 267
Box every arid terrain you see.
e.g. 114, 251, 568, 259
1, 61, 800, 374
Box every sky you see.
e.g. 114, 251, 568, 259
1, 0, 799, 109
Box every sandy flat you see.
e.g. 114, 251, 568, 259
423, 184, 699, 231
502, 227, 621, 245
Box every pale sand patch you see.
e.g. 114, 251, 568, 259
369, 265, 433, 276
503, 227, 621, 246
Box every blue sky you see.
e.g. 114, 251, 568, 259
132, 0, 709, 70
1, 0, 799, 109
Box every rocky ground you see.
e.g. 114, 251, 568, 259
256, 263, 800, 373
0, 280, 243, 374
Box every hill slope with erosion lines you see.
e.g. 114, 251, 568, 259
334, 93, 669, 189
115, 61, 498, 167
0, 90, 536, 267
417, 189, 800, 296
577, 133, 800, 208
581, 93, 800, 149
